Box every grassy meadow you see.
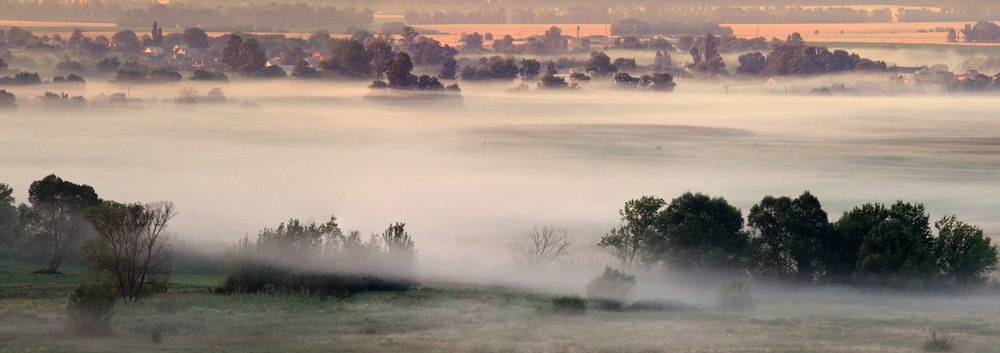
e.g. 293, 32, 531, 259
2, 262, 1000, 352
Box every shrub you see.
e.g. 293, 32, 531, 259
551, 295, 587, 315
585, 266, 635, 311
923, 330, 954, 352
717, 278, 755, 311
66, 280, 117, 336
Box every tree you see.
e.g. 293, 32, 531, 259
832, 201, 935, 287
439, 57, 457, 80
400, 26, 419, 49
111, 29, 139, 52
461, 32, 484, 52
0, 90, 15, 108
291, 58, 318, 78
82, 201, 175, 301
376, 223, 416, 282
519, 58, 541, 80
321, 39, 370, 78
542, 26, 566, 53
933, 215, 998, 286
598, 196, 665, 269
221, 33, 243, 71
365, 37, 395, 79
736, 52, 767, 75
538, 73, 571, 89
16, 175, 101, 273
96, 56, 120, 73
746, 191, 829, 281
0, 183, 17, 258
509, 224, 574, 266
150, 21, 163, 45
182, 27, 208, 49
585, 51, 616, 76
947, 28, 958, 43
650, 192, 747, 271
386, 52, 414, 88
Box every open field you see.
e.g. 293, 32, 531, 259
2, 263, 1000, 352
727, 22, 1000, 46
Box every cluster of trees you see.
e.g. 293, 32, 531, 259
959, 21, 1000, 43
898, 8, 1000, 22
371, 52, 457, 91
600, 191, 998, 290
217, 217, 418, 296
736, 34, 888, 77
612, 72, 677, 91
481, 26, 567, 55
610, 19, 733, 37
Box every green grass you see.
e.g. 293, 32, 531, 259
2, 263, 1000, 352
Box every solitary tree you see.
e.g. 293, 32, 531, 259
509, 224, 574, 266
82, 201, 175, 301
585, 51, 617, 76
16, 174, 101, 273
0, 183, 17, 258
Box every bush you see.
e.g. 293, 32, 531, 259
923, 330, 954, 352
585, 266, 635, 311
551, 295, 587, 315
717, 278, 755, 311
66, 281, 117, 336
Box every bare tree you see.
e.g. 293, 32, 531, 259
82, 201, 175, 301
509, 224, 574, 266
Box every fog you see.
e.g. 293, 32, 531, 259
2, 79, 999, 294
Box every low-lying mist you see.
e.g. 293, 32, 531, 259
3, 79, 999, 296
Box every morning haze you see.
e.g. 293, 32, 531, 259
1, 0, 1000, 351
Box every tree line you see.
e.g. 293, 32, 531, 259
600, 191, 998, 290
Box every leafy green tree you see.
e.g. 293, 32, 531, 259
827, 201, 933, 284
736, 52, 767, 75
95, 56, 120, 73
538, 73, 570, 89
320, 39, 370, 79
855, 218, 937, 289
400, 26, 419, 49
16, 174, 101, 273
221, 33, 244, 71
519, 58, 541, 80
82, 201, 175, 301
461, 32, 484, 52
291, 58, 318, 78
651, 192, 747, 271
0, 183, 18, 258
386, 52, 415, 88
375, 223, 417, 282
0, 90, 15, 108
366, 37, 395, 79
746, 191, 830, 281
598, 196, 665, 269
933, 215, 998, 286
111, 29, 139, 52
542, 26, 566, 53
585, 51, 617, 76
182, 27, 208, 49
439, 57, 457, 80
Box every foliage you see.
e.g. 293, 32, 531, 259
717, 278, 755, 311
0, 183, 17, 259
508, 224, 574, 266
0, 71, 41, 86
651, 192, 747, 271
320, 38, 371, 79
538, 73, 574, 89
217, 216, 418, 296
599, 196, 664, 269
460, 56, 519, 81
933, 215, 998, 286
836, 201, 937, 289
746, 191, 829, 282
82, 201, 175, 301
95, 56, 120, 73
551, 295, 586, 315
16, 174, 101, 274
190, 69, 228, 81
584, 51, 616, 76
439, 58, 457, 80
66, 280, 116, 336
0, 89, 15, 108
961, 21, 1000, 42
763, 37, 887, 77
585, 267, 635, 311
923, 330, 955, 352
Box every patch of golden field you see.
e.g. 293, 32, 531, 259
727, 21, 1000, 46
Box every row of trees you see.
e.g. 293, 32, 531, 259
736, 34, 888, 77
600, 192, 997, 290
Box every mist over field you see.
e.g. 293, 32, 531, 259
2, 80, 999, 291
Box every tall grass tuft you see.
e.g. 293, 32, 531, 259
923, 330, 954, 352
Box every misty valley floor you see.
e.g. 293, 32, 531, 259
3, 276, 1000, 352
